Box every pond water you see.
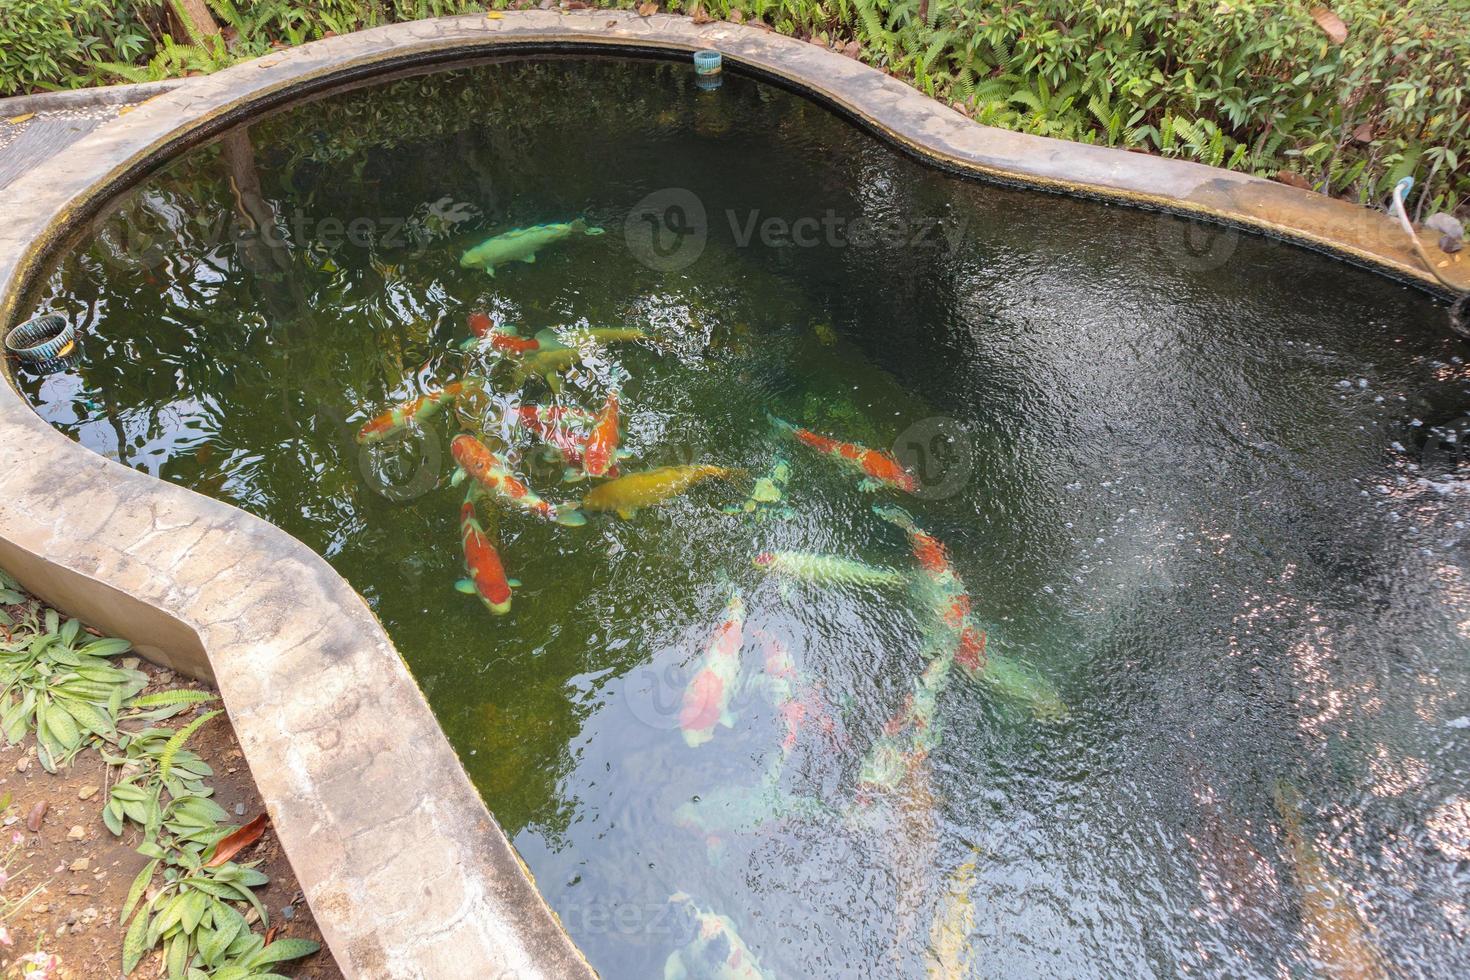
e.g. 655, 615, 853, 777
12, 56, 1470, 978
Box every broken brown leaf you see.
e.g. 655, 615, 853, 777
637, 1, 658, 16
1351, 120, 1375, 143
205, 813, 269, 868
1310, 7, 1348, 45
690, 5, 714, 24
1274, 170, 1314, 191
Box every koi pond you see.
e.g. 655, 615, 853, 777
12, 56, 1470, 977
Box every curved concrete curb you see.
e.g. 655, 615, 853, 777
0, 11, 1463, 980
0, 79, 189, 117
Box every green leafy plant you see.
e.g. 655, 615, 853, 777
0, 570, 319, 977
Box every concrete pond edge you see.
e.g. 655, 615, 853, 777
0, 10, 1464, 980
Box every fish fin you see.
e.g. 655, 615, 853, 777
767, 413, 796, 435
617, 508, 636, 520
544, 371, 563, 396
554, 507, 587, 528
532, 328, 567, 351
499, 323, 522, 337
450, 467, 466, 487
857, 478, 882, 493
719, 708, 736, 729
521, 252, 537, 264
458, 337, 479, 351
562, 468, 586, 483
614, 449, 634, 460
484, 266, 496, 278
507, 578, 522, 589
584, 225, 606, 237
454, 578, 477, 595
872, 503, 914, 529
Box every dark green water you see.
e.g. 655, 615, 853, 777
12, 57, 1470, 978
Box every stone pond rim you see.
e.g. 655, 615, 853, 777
0, 10, 1464, 980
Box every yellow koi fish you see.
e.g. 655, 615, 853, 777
926, 850, 980, 978
1272, 780, 1386, 980
581, 464, 736, 518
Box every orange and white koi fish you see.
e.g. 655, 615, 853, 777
664, 893, 768, 980
356, 382, 469, 445
875, 504, 1065, 719
679, 590, 745, 748
455, 492, 518, 615
751, 629, 834, 756
769, 414, 917, 492
466, 312, 540, 354
450, 434, 586, 527
581, 389, 620, 479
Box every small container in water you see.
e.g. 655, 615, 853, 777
5, 314, 75, 368
693, 50, 723, 77
693, 50, 723, 90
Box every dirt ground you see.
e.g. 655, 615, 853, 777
0, 658, 342, 979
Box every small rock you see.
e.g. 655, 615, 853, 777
54, 924, 66, 937
33, 904, 47, 914
15, 757, 28, 773
121, 657, 140, 670
68, 857, 89, 872
281, 905, 295, 921
3, 815, 17, 826
25, 801, 46, 832
77, 785, 98, 801
64, 912, 76, 925
66, 886, 88, 896
234, 803, 245, 816
66, 825, 84, 841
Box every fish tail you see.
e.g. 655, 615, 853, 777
554, 506, 588, 528
575, 218, 606, 237
872, 503, 917, 532
533, 327, 567, 351
766, 413, 797, 437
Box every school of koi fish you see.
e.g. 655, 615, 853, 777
348, 221, 1385, 979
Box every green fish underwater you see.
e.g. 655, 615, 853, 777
752, 550, 907, 590
459, 218, 604, 276
664, 893, 768, 980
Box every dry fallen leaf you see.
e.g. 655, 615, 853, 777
1310, 7, 1348, 45
728, 8, 744, 23
637, 1, 658, 16
5, 113, 35, 125
485, 10, 503, 18
1351, 120, 1375, 143
1275, 170, 1313, 191
205, 813, 269, 868
691, 5, 714, 24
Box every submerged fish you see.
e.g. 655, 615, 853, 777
459, 218, 604, 276
664, 893, 767, 980
1272, 780, 1387, 980
859, 653, 951, 795
926, 851, 980, 978
752, 550, 907, 589
509, 404, 602, 473
356, 382, 469, 445
875, 505, 1064, 720
449, 434, 586, 526
465, 314, 542, 354
509, 328, 647, 393
581, 464, 736, 518
721, 455, 793, 521
673, 769, 828, 863
455, 491, 519, 615
679, 590, 745, 748
581, 389, 621, 479
750, 629, 833, 756
770, 414, 917, 493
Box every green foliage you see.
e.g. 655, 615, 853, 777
0, 2, 1464, 210
0, 573, 317, 977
